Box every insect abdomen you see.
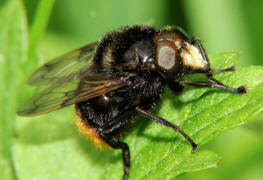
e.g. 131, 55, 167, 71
75, 105, 108, 148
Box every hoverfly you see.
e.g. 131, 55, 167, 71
17, 25, 246, 180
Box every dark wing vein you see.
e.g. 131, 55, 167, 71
17, 79, 124, 116
17, 42, 126, 116
28, 42, 97, 86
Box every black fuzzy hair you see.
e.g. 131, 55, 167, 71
94, 25, 157, 65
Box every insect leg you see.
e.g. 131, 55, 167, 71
187, 37, 246, 94
188, 37, 210, 66
210, 66, 235, 73
100, 134, 130, 180
188, 37, 235, 73
179, 80, 246, 94
135, 106, 198, 151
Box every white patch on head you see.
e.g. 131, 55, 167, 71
174, 40, 182, 47
181, 42, 207, 70
157, 45, 176, 70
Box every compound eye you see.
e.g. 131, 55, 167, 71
156, 41, 177, 71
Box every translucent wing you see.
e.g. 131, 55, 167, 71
17, 42, 126, 116
17, 76, 125, 116
28, 42, 97, 86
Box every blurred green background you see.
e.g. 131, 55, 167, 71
1, 0, 263, 179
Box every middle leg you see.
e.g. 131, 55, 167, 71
135, 106, 198, 151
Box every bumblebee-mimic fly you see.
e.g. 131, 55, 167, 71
17, 25, 247, 180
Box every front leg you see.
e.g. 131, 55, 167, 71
178, 80, 247, 94
135, 106, 198, 151
180, 37, 247, 94
188, 37, 236, 75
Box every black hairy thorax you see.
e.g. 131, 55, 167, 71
76, 26, 165, 138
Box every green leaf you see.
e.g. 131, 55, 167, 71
0, 153, 13, 180
0, 0, 55, 179
12, 52, 263, 180
0, 1, 28, 179
27, 0, 55, 62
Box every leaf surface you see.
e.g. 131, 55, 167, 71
12, 52, 263, 180
0, 1, 28, 179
